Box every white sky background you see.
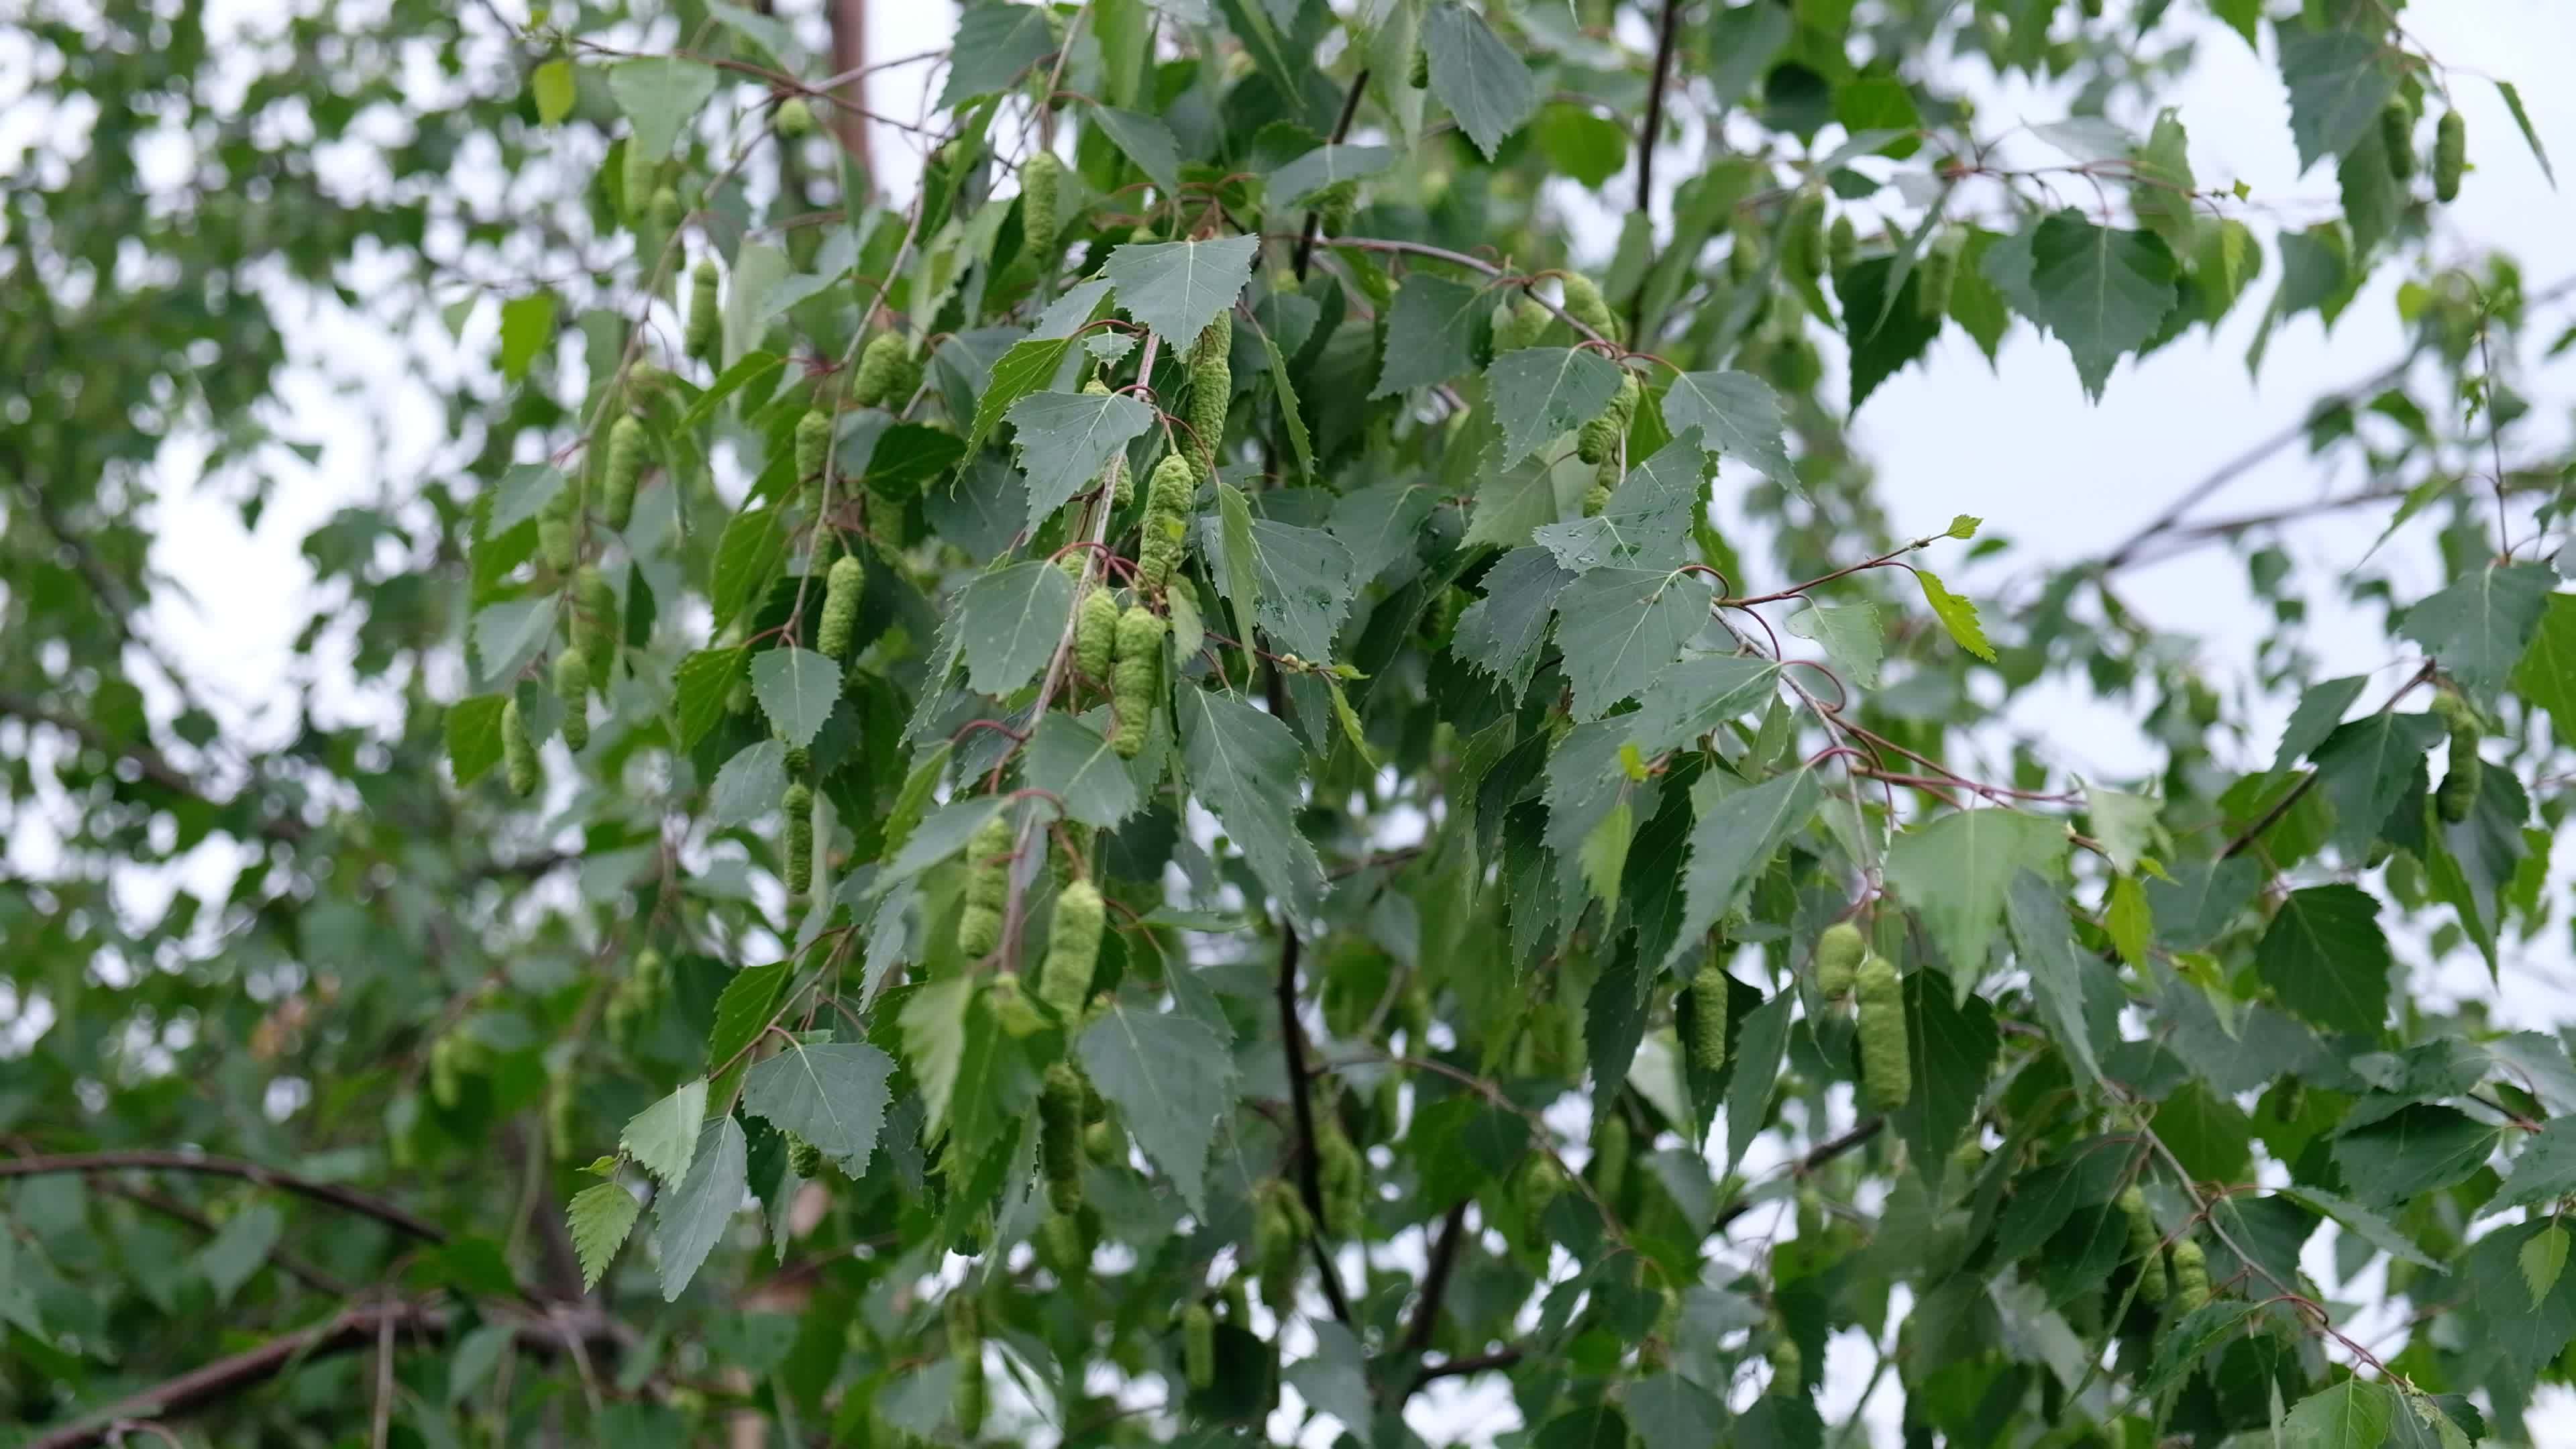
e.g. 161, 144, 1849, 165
9, 0, 2576, 1442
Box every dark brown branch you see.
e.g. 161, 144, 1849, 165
1293, 69, 1372, 281
21, 1301, 623, 1449
825, 0, 875, 180
1399, 1200, 1472, 1356
1709, 1115, 1884, 1232
0, 1152, 445, 1244
1407, 1346, 1525, 1393
1273, 924, 1354, 1324
1632, 0, 1684, 336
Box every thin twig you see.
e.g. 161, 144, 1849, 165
1293, 70, 1371, 281
0, 1151, 445, 1244
1398, 1201, 1471, 1358
2220, 661, 2433, 860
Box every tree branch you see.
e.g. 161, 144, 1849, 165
1399, 1200, 1471, 1356
95, 1181, 352, 1297
1293, 69, 1371, 282
21, 1301, 624, 1449
0, 691, 307, 844
1275, 923, 1354, 1324
0, 1152, 444, 1244
2220, 661, 2433, 860
1407, 1346, 1525, 1394
1634, 0, 1683, 221
1709, 1115, 1884, 1232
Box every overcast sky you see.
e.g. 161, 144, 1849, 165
11, 0, 2576, 1442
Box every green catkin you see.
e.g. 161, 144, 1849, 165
853, 332, 913, 409
795, 407, 832, 486
1182, 1303, 1216, 1389
775, 97, 815, 141
1593, 1113, 1629, 1202
1253, 1180, 1306, 1311
547, 1071, 576, 1159
1310, 178, 1360, 231
1409, 43, 1430, 89
1075, 586, 1120, 682
1043, 879, 1106, 1014
1769, 1331, 1803, 1394
1917, 235, 1960, 324
575, 566, 615, 692
553, 648, 590, 751
953, 1350, 987, 1436
1790, 194, 1827, 278
2435, 110, 2465, 201
1187, 313, 1232, 480
1828, 213, 1857, 272
2170, 1238, 2211, 1313
1042, 1063, 1086, 1213
1139, 454, 1195, 588
1086, 1119, 1123, 1165
787, 1134, 824, 1179
957, 814, 1014, 958
1560, 271, 1619, 343
1576, 371, 1641, 466
1689, 963, 1730, 1072
1816, 920, 1866, 997
1022, 151, 1063, 266
783, 782, 814, 897
650, 184, 682, 233
2436, 692, 2482, 824
2382, 103, 2416, 182
784, 745, 809, 777
1319, 1124, 1364, 1236
1856, 953, 1911, 1110
621, 136, 657, 219
818, 553, 865, 661
503, 697, 538, 798
1109, 606, 1166, 758
2118, 1187, 2168, 1305
1495, 295, 1551, 352
1040, 1208, 1085, 1273
537, 488, 578, 575
987, 973, 1044, 1038
685, 258, 720, 363
602, 415, 645, 531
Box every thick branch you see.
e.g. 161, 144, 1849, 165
21, 1301, 622, 1449
0, 1152, 444, 1244
824, 0, 875, 179
1275, 924, 1355, 1324
1399, 1200, 1471, 1356
1634, 0, 1682, 219
1293, 69, 1371, 281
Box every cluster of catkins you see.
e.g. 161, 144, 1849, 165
1811, 920, 1911, 1112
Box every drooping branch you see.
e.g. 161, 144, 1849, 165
0, 1151, 445, 1244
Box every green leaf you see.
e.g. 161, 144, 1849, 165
674, 646, 748, 749
608, 58, 719, 165
1912, 567, 1994, 660
472, 596, 557, 686
1004, 388, 1156, 531
741, 1041, 895, 1175
749, 647, 843, 748
1892, 971, 1999, 1172
2275, 1183, 2441, 1270
1024, 712, 1142, 827
1534, 440, 1710, 574
2524, 1224, 2569, 1309
531, 58, 576, 125
1251, 317, 1316, 481
2083, 786, 2161, 877
1554, 566, 1714, 720
706, 961, 793, 1082
710, 741, 788, 830
2255, 883, 2392, 1034
567, 1182, 642, 1290
1486, 347, 1625, 465
2143, 1300, 2263, 1395
1726, 991, 1794, 1171
1623, 654, 1782, 756
938, 3, 1056, 108
966, 338, 1077, 458
877, 795, 1011, 890
1660, 370, 1799, 489
2017, 213, 2177, 397
1533, 103, 1630, 187
1371, 274, 1487, 398
498, 292, 556, 382
1837, 254, 1941, 413
2330, 1104, 2500, 1208
1085, 103, 1183, 193
2512, 592, 2576, 743
2309, 711, 2446, 859
1077, 1001, 1237, 1212
1991, 1138, 2130, 1263
2498, 79, 2557, 186
955, 560, 1077, 696
1578, 794, 1634, 908
1885, 809, 2066, 975
2398, 564, 2555, 703
2281, 1378, 2398, 1449
1784, 602, 1884, 690
709, 507, 788, 631
653, 1116, 747, 1301
1201, 517, 1358, 663
1658, 767, 1819, 976
2004, 870, 2108, 1087
2492, 1116, 2576, 1214
898, 975, 974, 1132
445, 695, 506, 787
1213, 481, 1260, 676
1421, 1, 1538, 160
1176, 688, 1328, 917
1271, 143, 1395, 210
483, 462, 570, 538
2277, 25, 2398, 174
1454, 545, 1573, 698
621, 1078, 710, 1184
2273, 674, 2368, 770
1102, 235, 1261, 344
195, 1203, 282, 1304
